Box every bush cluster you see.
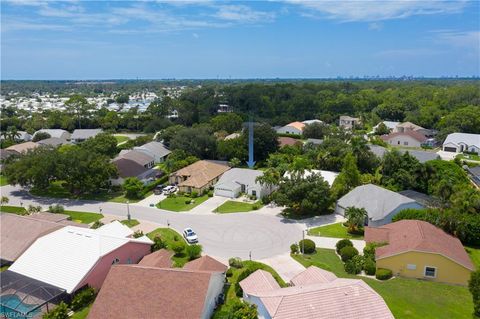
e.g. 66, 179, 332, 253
339, 246, 358, 262
298, 239, 316, 254
290, 243, 299, 254
71, 287, 95, 311
376, 268, 393, 280
48, 204, 65, 214
229, 257, 244, 269
335, 239, 353, 254
186, 244, 202, 260
344, 255, 364, 274
42, 302, 69, 319
363, 258, 377, 276
90, 221, 104, 229
226, 268, 233, 277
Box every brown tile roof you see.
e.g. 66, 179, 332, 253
0, 213, 65, 262
239, 269, 281, 295
87, 265, 214, 319
5, 141, 39, 154
290, 266, 337, 286
172, 160, 230, 188
183, 255, 228, 273
366, 220, 475, 270
278, 137, 302, 148
138, 249, 173, 268
380, 130, 428, 143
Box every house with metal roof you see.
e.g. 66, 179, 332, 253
214, 168, 271, 199
7, 221, 152, 294
239, 266, 393, 319
335, 184, 424, 227
134, 141, 171, 163
33, 129, 70, 141
365, 220, 475, 285
442, 132, 480, 154
70, 129, 103, 143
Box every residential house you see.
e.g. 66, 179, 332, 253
368, 145, 439, 163
0, 131, 31, 142
71, 128, 103, 143
0, 213, 87, 266
111, 150, 157, 185
339, 115, 361, 130
8, 221, 152, 294
336, 184, 424, 227
5, 141, 39, 155
134, 141, 171, 163
398, 190, 442, 208
224, 132, 241, 140
393, 121, 424, 133
214, 168, 273, 199
365, 220, 475, 285
304, 138, 323, 146
33, 129, 70, 141
278, 136, 302, 148
240, 266, 393, 319
284, 169, 338, 187
276, 121, 305, 135
37, 137, 69, 147
87, 255, 226, 319
381, 130, 428, 148
217, 103, 233, 113
138, 249, 173, 268
466, 165, 480, 187
169, 160, 231, 194
442, 133, 480, 154
372, 121, 400, 133
302, 119, 324, 126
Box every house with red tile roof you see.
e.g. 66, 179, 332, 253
365, 220, 475, 285
276, 121, 306, 135
239, 266, 393, 319
183, 255, 228, 273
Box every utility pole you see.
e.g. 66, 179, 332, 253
126, 201, 131, 221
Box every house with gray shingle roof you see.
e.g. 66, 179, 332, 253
214, 168, 271, 199
336, 184, 424, 227
71, 129, 103, 143
134, 141, 171, 163
111, 150, 157, 185
442, 132, 480, 154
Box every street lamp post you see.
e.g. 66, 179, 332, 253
302, 229, 305, 254
126, 201, 131, 221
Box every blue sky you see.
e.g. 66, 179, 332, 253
1, 0, 479, 79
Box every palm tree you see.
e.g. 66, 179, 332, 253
0, 196, 8, 206
6, 126, 20, 142
256, 168, 281, 194
344, 206, 367, 233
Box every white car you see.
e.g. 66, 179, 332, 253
183, 228, 198, 244
162, 185, 177, 195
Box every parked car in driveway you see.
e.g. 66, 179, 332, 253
163, 185, 177, 195
153, 185, 164, 195
183, 228, 198, 244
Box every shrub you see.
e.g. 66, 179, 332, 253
290, 243, 299, 254
252, 204, 260, 210
299, 239, 316, 254
336, 239, 353, 254
186, 244, 202, 260
364, 258, 377, 275
230, 300, 258, 319
469, 270, 480, 317
235, 268, 256, 297
363, 243, 377, 260
42, 302, 69, 319
151, 235, 165, 252
191, 191, 198, 198
376, 268, 393, 280
90, 221, 104, 229
226, 268, 234, 277
48, 204, 64, 214
208, 191, 214, 197
170, 241, 185, 255
71, 287, 95, 311
345, 255, 364, 274
229, 257, 244, 269
339, 246, 358, 262
133, 230, 144, 238
185, 200, 191, 204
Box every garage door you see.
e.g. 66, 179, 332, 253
443, 147, 457, 152
214, 188, 235, 198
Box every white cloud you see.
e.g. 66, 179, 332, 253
431, 29, 480, 48
368, 22, 382, 30
286, 0, 468, 22
213, 4, 275, 23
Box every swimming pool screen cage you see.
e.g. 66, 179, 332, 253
1, 270, 66, 318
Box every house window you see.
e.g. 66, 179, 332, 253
424, 266, 436, 278
252, 190, 257, 197
127, 258, 132, 264
397, 141, 400, 145
404, 141, 408, 146
112, 258, 120, 265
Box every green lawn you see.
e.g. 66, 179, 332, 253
457, 153, 480, 162
466, 246, 480, 269
30, 181, 124, 202
114, 135, 129, 144
0, 175, 8, 186
0, 205, 27, 215
212, 261, 286, 319
292, 248, 473, 319
214, 200, 262, 213
63, 210, 103, 224
147, 228, 189, 267
71, 304, 92, 319
308, 222, 364, 239
121, 219, 140, 228
157, 195, 209, 212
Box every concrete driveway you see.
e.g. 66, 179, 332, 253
0, 184, 349, 261
135, 193, 165, 207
